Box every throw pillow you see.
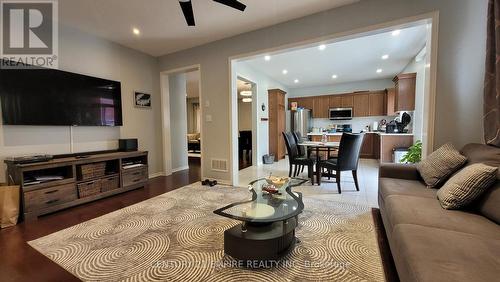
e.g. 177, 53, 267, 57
437, 163, 498, 210
417, 143, 467, 188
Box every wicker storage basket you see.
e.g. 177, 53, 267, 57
101, 176, 120, 193
78, 162, 106, 180
77, 180, 101, 198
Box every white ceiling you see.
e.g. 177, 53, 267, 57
58, 0, 359, 56
242, 25, 428, 88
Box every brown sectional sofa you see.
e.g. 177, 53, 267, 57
378, 143, 500, 282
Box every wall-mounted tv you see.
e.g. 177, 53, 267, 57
0, 67, 122, 126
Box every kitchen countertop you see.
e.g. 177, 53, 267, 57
307, 132, 414, 136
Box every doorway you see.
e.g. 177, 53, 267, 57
160, 65, 202, 178
229, 15, 438, 186
237, 77, 256, 170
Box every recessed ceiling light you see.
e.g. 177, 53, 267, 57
318, 44, 326, 51
132, 28, 140, 35
391, 29, 401, 36
294, 79, 299, 83
376, 69, 383, 73
381, 54, 389, 60
332, 75, 338, 79
282, 69, 288, 75
264, 55, 271, 61
240, 91, 252, 96
242, 98, 252, 103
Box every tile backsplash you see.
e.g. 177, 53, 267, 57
312, 116, 393, 133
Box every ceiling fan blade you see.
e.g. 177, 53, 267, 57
179, 0, 195, 26
213, 0, 246, 11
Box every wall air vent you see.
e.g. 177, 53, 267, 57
211, 159, 228, 172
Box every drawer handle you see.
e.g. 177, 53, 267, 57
45, 199, 59, 205
44, 190, 58, 194
132, 172, 141, 176
133, 179, 141, 183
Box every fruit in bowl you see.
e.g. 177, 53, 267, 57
265, 176, 288, 188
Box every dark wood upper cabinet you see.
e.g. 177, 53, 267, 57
312, 96, 330, 118
296, 97, 314, 110
369, 91, 386, 116
341, 95, 354, 108
393, 73, 416, 112
353, 94, 369, 117
329, 95, 342, 108
385, 88, 396, 116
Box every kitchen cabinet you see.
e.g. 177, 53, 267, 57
360, 133, 375, 158
373, 133, 381, 160
329, 95, 342, 108
393, 73, 416, 112
369, 91, 386, 116
268, 89, 287, 160
297, 97, 314, 110
341, 95, 354, 108
313, 96, 330, 118
353, 93, 369, 117
385, 88, 396, 116
288, 97, 313, 110
380, 135, 414, 163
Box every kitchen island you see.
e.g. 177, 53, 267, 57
306, 132, 414, 162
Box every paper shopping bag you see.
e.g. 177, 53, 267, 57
0, 184, 20, 228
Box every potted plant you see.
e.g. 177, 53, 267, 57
401, 141, 422, 164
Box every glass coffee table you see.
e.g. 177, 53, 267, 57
214, 177, 307, 262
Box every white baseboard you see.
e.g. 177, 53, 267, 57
172, 166, 190, 173
149, 172, 165, 179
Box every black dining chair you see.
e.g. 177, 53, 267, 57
282, 132, 315, 184
316, 133, 364, 193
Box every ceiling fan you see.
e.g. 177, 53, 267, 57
178, 0, 247, 26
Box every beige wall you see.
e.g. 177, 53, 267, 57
0, 25, 163, 182
238, 99, 252, 131
158, 0, 487, 183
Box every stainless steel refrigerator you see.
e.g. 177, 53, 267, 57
286, 109, 311, 140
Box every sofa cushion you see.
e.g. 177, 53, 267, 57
417, 143, 467, 189
437, 163, 498, 210
461, 143, 500, 224
379, 178, 436, 200
384, 195, 500, 240
392, 224, 500, 282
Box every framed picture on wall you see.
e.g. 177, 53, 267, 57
134, 92, 152, 108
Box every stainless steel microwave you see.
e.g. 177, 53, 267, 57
329, 108, 353, 120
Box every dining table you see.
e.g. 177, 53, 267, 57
298, 141, 340, 184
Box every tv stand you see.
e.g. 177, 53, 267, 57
75, 155, 91, 159
5, 151, 148, 221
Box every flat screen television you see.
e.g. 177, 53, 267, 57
0, 67, 123, 126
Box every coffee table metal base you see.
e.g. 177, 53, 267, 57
224, 217, 298, 263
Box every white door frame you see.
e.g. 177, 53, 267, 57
228, 12, 440, 185
159, 64, 203, 177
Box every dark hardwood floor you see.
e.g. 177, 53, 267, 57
0, 158, 201, 282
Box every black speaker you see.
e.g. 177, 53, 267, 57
119, 139, 138, 152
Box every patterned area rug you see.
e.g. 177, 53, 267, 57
29, 183, 385, 281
